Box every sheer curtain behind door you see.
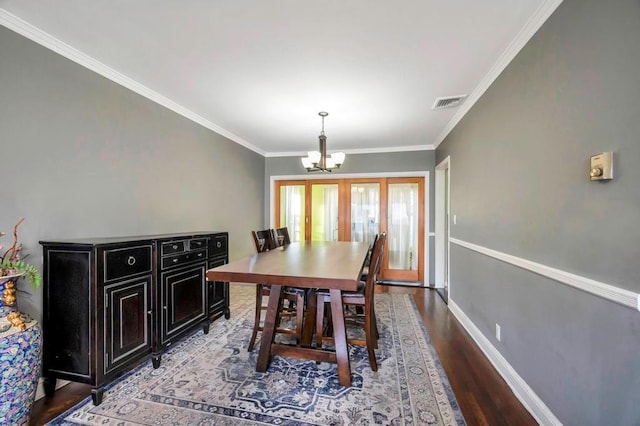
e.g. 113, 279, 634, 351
388, 183, 418, 270
280, 185, 305, 242
311, 184, 338, 241
350, 183, 380, 244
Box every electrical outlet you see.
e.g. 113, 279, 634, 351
495, 323, 501, 342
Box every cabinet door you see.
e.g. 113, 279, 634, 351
104, 276, 152, 373
160, 262, 206, 344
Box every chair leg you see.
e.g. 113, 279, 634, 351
248, 284, 263, 352
295, 293, 305, 343
371, 304, 379, 347
315, 295, 325, 348
364, 306, 378, 371
324, 303, 334, 338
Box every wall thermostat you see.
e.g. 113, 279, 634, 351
590, 152, 613, 181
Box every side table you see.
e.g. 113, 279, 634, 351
0, 318, 42, 425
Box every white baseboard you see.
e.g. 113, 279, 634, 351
35, 378, 70, 401
448, 300, 562, 426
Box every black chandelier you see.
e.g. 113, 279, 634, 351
301, 112, 345, 172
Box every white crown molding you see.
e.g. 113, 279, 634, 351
433, 0, 563, 147
0, 9, 265, 157
265, 144, 435, 158
448, 300, 562, 426
450, 237, 640, 311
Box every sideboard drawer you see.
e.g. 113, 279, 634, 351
161, 241, 186, 255
209, 234, 227, 258
161, 249, 207, 269
190, 239, 207, 250
104, 245, 152, 282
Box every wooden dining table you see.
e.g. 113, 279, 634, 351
206, 241, 370, 387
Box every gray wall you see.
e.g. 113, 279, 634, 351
265, 150, 436, 283
436, 0, 640, 424
0, 26, 265, 322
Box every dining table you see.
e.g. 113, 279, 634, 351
206, 240, 370, 387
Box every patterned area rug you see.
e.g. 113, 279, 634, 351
49, 285, 465, 425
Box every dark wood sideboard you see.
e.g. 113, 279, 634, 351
39, 232, 229, 405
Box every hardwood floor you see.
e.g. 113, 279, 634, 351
382, 285, 537, 426
29, 286, 536, 425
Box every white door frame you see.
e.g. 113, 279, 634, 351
270, 171, 430, 287
434, 157, 451, 292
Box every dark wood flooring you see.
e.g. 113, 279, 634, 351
29, 286, 536, 425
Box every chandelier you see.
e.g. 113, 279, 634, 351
301, 112, 345, 172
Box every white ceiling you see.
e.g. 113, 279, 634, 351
0, 0, 560, 156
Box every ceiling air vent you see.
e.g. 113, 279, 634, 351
432, 95, 467, 110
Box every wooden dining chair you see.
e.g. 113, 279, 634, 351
272, 226, 291, 247
248, 229, 305, 352
315, 232, 387, 371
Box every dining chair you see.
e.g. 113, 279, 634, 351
314, 232, 387, 371
248, 229, 305, 352
272, 226, 291, 247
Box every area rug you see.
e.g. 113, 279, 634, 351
49, 285, 465, 425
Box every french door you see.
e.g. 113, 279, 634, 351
275, 177, 424, 283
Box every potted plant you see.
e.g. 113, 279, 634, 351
0, 217, 43, 425
1, 217, 42, 290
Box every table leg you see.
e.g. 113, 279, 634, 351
300, 288, 316, 347
256, 284, 282, 372
329, 289, 351, 387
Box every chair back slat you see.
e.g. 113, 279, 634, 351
272, 227, 291, 247
252, 229, 277, 253
364, 232, 386, 297
363, 233, 379, 267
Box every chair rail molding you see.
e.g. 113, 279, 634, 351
450, 237, 640, 311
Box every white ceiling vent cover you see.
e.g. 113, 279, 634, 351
432, 95, 467, 110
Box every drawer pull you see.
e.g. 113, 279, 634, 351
172, 258, 178, 263
172, 245, 178, 249
197, 253, 203, 257
127, 256, 136, 266
217, 242, 222, 248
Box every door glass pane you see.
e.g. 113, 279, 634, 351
279, 185, 305, 242
311, 184, 339, 241
350, 183, 380, 243
388, 183, 419, 270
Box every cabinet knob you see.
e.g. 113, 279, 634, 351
217, 242, 222, 248
172, 258, 178, 263
127, 256, 136, 266
172, 245, 178, 250
147, 310, 152, 315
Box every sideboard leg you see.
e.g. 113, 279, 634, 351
91, 387, 104, 406
43, 376, 57, 397
202, 321, 210, 334
152, 355, 161, 369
